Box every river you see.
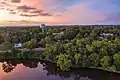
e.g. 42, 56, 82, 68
0, 60, 120, 80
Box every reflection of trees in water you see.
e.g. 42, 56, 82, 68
2, 60, 17, 73
0, 60, 92, 80
1, 60, 21, 73
0, 60, 120, 80
0, 60, 98, 80
1, 60, 92, 80
2, 62, 15, 73
1, 60, 39, 73
22, 60, 39, 68
41, 61, 92, 80
40, 61, 120, 80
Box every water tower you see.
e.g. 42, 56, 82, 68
40, 24, 46, 32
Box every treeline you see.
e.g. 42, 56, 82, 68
41, 26, 120, 71
0, 26, 120, 72
0, 28, 46, 50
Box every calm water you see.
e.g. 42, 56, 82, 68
0, 60, 120, 80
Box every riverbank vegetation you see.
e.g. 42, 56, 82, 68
0, 26, 120, 72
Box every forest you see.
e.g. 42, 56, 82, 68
0, 26, 120, 72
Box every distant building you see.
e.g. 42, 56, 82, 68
100, 33, 113, 36
14, 42, 23, 48
99, 33, 113, 40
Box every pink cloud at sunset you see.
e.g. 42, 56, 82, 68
54, 3, 106, 24
0, 0, 119, 25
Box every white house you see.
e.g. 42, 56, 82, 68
100, 33, 113, 36
14, 42, 23, 48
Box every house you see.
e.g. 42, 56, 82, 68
100, 33, 113, 36
14, 42, 23, 48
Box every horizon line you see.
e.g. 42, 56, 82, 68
0, 24, 119, 28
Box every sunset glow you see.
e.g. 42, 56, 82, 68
0, 0, 120, 26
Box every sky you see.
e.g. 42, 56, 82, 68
0, 0, 120, 26
0, 62, 59, 80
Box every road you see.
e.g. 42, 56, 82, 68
19, 48, 45, 52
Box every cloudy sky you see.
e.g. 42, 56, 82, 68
0, 0, 120, 26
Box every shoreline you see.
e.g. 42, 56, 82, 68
0, 57, 119, 74
41, 59, 120, 74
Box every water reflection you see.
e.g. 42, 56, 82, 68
0, 60, 120, 80
2, 62, 15, 73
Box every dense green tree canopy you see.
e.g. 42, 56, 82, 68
0, 26, 120, 72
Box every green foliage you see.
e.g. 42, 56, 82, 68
99, 48, 108, 57
45, 36, 52, 43
75, 34, 82, 39
39, 39, 46, 47
74, 53, 82, 65
54, 34, 64, 41
81, 55, 90, 67
88, 53, 100, 67
23, 39, 37, 49
44, 44, 56, 61
86, 45, 94, 52
100, 56, 111, 70
113, 54, 120, 70
76, 39, 83, 47
0, 42, 13, 51
44, 42, 64, 61
56, 54, 72, 71
114, 38, 120, 45
64, 43, 73, 54
92, 41, 102, 47
1, 26, 120, 72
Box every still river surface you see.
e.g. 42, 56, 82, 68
0, 60, 120, 80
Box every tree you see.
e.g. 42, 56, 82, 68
0, 35, 4, 44
39, 39, 46, 47
45, 36, 52, 43
99, 48, 108, 58
81, 55, 90, 67
0, 42, 13, 51
54, 42, 65, 54
63, 30, 77, 40
86, 45, 94, 52
75, 34, 82, 39
44, 44, 57, 61
92, 41, 101, 47
64, 43, 77, 56
74, 53, 82, 65
76, 38, 88, 48
113, 54, 120, 70
54, 34, 64, 41
23, 39, 37, 50
114, 38, 120, 45
88, 53, 100, 67
64, 43, 73, 53
56, 54, 72, 71
100, 56, 111, 70
76, 39, 83, 47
